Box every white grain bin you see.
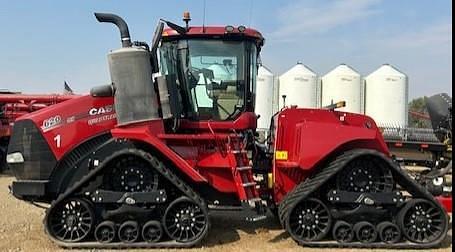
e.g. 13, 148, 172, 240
278, 62, 318, 109
365, 64, 408, 127
255, 66, 276, 130
321, 64, 363, 113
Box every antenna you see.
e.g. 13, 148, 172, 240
248, 0, 253, 27
202, 0, 206, 32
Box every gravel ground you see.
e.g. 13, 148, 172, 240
0, 174, 452, 252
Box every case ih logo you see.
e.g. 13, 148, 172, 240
89, 105, 114, 116
41, 115, 62, 131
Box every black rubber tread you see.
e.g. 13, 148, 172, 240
278, 148, 449, 249
44, 148, 209, 249
279, 150, 355, 227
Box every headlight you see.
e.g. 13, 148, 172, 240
6, 152, 24, 164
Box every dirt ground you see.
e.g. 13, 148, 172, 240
0, 174, 452, 252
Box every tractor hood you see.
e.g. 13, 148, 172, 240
7, 95, 117, 181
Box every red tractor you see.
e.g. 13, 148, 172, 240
7, 13, 448, 248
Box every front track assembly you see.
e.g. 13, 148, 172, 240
278, 149, 449, 249
44, 148, 209, 249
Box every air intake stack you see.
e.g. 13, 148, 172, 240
95, 13, 160, 126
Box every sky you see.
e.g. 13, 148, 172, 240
0, 0, 452, 98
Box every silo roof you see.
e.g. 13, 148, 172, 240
258, 65, 274, 76
280, 62, 317, 77
366, 64, 407, 78
323, 64, 360, 77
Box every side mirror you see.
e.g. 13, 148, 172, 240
90, 84, 115, 97
150, 22, 164, 73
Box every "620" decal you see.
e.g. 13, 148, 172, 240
41, 115, 62, 131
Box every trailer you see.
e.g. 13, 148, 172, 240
382, 93, 452, 212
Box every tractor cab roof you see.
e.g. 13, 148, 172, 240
162, 26, 264, 46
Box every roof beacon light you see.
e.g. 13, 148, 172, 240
183, 11, 191, 31
238, 25, 246, 32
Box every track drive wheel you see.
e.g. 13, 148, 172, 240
105, 155, 159, 192
377, 221, 401, 244
45, 198, 95, 242
332, 220, 354, 243
353, 221, 377, 243
336, 157, 393, 193
142, 220, 163, 243
163, 196, 209, 244
286, 198, 332, 242
94, 221, 116, 243
398, 199, 448, 244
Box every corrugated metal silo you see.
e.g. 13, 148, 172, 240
321, 64, 363, 113
255, 66, 276, 130
278, 62, 318, 109
365, 64, 408, 127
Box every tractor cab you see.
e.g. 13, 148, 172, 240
90, 12, 263, 133
157, 18, 264, 132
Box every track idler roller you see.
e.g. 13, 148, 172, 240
94, 221, 116, 243
142, 220, 163, 243
45, 198, 95, 243
286, 198, 332, 242
398, 199, 448, 244
163, 196, 209, 243
332, 220, 354, 243
118, 221, 139, 243
353, 221, 377, 243
377, 221, 401, 244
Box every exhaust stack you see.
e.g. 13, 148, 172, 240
94, 12, 132, 47
95, 12, 160, 126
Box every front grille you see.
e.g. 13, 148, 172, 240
7, 119, 56, 180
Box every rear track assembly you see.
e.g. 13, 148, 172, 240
278, 149, 449, 249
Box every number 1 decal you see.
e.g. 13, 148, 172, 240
54, 134, 61, 148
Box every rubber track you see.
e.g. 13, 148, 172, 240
44, 148, 209, 249
278, 148, 449, 249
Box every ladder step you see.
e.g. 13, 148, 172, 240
242, 182, 256, 187
236, 166, 252, 171
248, 197, 262, 203
231, 150, 247, 154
